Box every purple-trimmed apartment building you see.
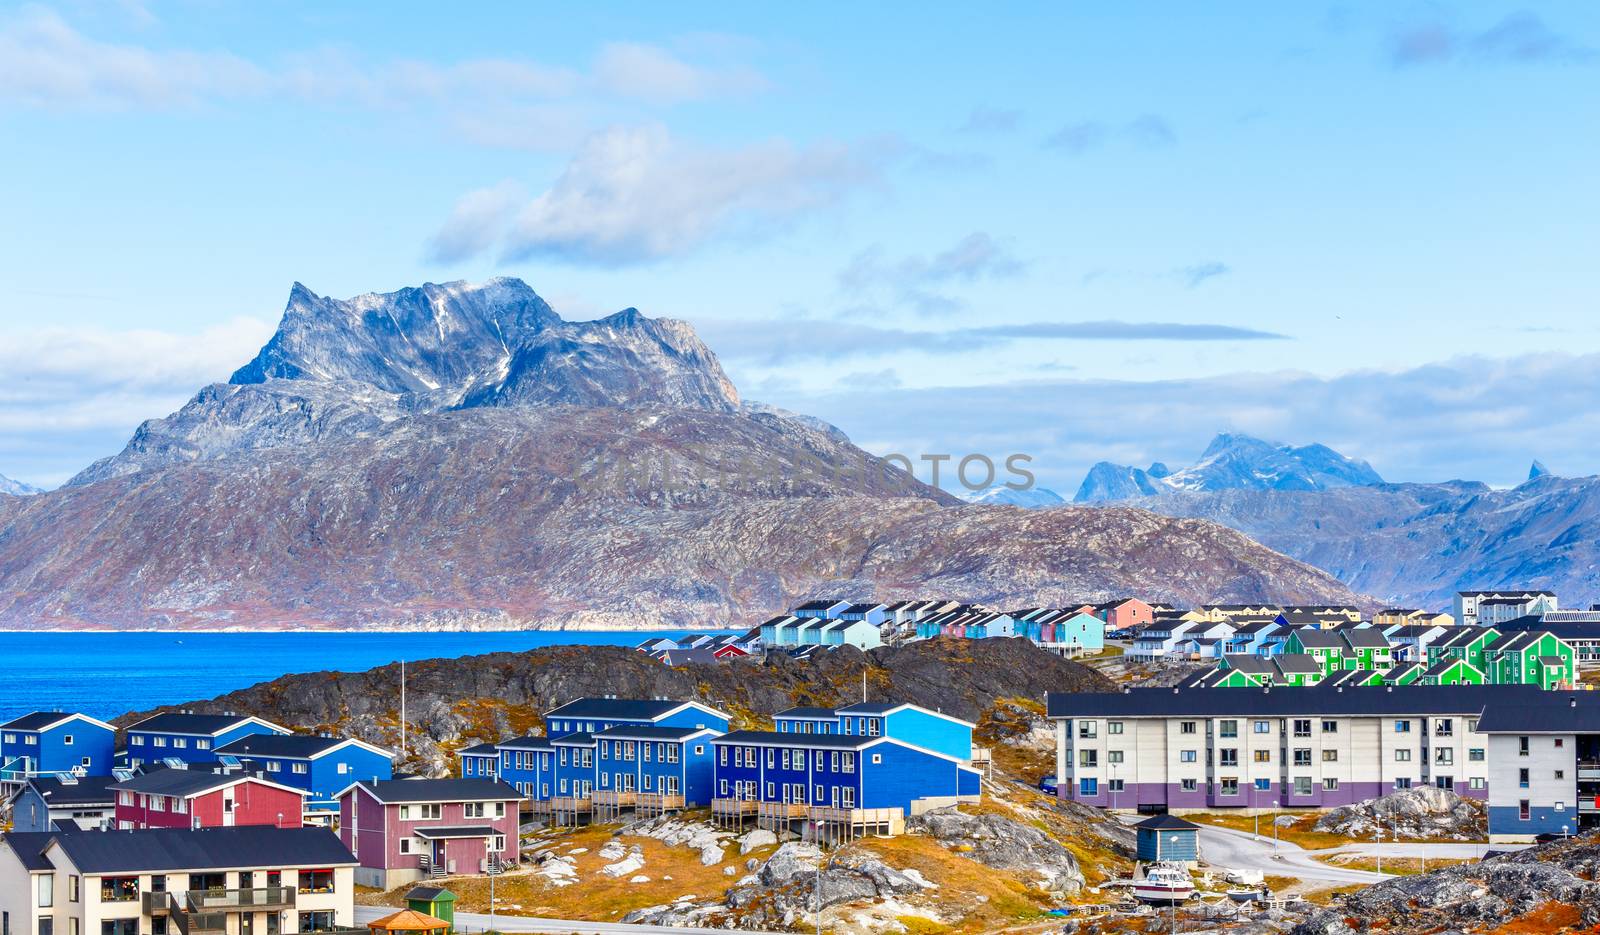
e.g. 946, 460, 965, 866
1046, 684, 1553, 814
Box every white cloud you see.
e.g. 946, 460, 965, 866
427, 181, 528, 263
0, 316, 274, 486
0, 9, 761, 111
435, 124, 887, 265
837, 232, 1024, 316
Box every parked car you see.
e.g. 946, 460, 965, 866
1037, 774, 1058, 795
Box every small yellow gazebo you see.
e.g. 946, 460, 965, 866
366, 908, 451, 935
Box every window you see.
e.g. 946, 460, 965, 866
1219, 748, 1238, 767
464, 802, 486, 818
1395, 720, 1411, 733
68, 876, 78, 902
871, 754, 882, 764
1395, 749, 1411, 762
1556, 802, 1566, 812
1253, 720, 1270, 734
1108, 779, 1125, 792
1253, 750, 1271, 763
1219, 720, 1238, 738
1519, 736, 1530, 756
298, 870, 335, 894
1254, 778, 1271, 791
1293, 719, 1311, 738
1519, 768, 1530, 788
1322, 749, 1338, 762
100, 878, 138, 902
153, 737, 167, 747
1470, 748, 1485, 762
1107, 750, 1124, 764
131, 735, 145, 746
196, 739, 210, 750
399, 839, 411, 855
1434, 719, 1453, 737
1078, 720, 1097, 739
62, 735, 73, 746
1294, 777, 1312, 796
266, 762, 281, 772
1180, 721, 1197, 735
1079, 778, 1098, 796
1108, 721, 1124, 735
1180, 779, 1197, 792
1079, 750, 1098, 767
1556, 770, 1566, 780
173, 738, 187, 749
1470, 777, 1486, 790
292, 763, 308, 774
1395, 777, 1412, 790
37, 875, 52, 908
421, 803, 441, 819
1180, 750, 1197, 763
1220, 778, 1239, 796
1293, 748, 1312, 767
1519, 800, 1531, 821
1323, 778, 1339, 791
1555, 738, 1565, 748
1435, 748, 1453, 765
1321, 720, 1338, 734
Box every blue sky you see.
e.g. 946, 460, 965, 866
2, 2, 1598, 490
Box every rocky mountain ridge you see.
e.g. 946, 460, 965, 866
1074, 432, 1385, 502
0, 278, 1366, 629
0, 473, 40, 496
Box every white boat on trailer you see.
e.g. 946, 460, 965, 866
1133, 862, 1195, 905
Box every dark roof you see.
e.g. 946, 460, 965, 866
775, 706, 838, 719
22, 775, 120, 807
50, 827, 355, 873
1487, 632, 1541, 652
412, 826, 497, 839
1219, 655, 1275, 675
549, 732, 596, 746
1433, 628, 1491, 649
113, 769, 281, 798
404, 886, 455, 902
1495, 616, 1600, 640
1342, 629, 1391, 648
458, 742, 499, 756
1289, 629, 1343, 649
1134, 814, 1200, 831
834, 702, 898, 715
1046, 684, 1547, 719
216, 734, 351, 759
1, 832, 59, 871
795, 599, 846, 612
350, 779, 520, 804
1273, 654, 1323, 674
128, 713, 260, 735
713, 730, 884, 751
1538, 656, 1569, 667
1390, 624, 1445, 639
1424, 659, 1477, 677
543, 698, 706, 721
596, 725, 714, 741
1479, 695, 1600, 732
1, 712, 101, 732
496, 736, 552, 751
1459, 590, 1555, 597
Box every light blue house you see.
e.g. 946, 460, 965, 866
1223, 621, 1282, 655
0, 712, 117, 781
839, 603, 889, 626
793, 599, 851, 619
760, 615, 804, 646
833, 702, 977, 760
215, 733, 394, 813
123, 712, 290, 767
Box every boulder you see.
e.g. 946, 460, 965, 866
907, 807, 1085, 895
1313, 787, 1487, 840
737, 828, 778, 854
601, 854, 646, 878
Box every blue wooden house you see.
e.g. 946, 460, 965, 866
1134, 814, 1200, 866
5, 775, 119, 832
0, 712, 117, 781
833, 702, 976, 760
774, 707, 843, 734
122, 712, 290, 767
215, 733, 394, 814
459, 742, 500, 779
592, 725, 720, 819
543, 697, 731, 738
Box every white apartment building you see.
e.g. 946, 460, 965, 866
1043, 685, 1546, 815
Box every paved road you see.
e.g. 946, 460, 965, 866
1318, 840, 1518, 860
1188, 821, 1388, 886
357, 905, 781, 935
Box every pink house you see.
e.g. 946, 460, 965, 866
113, 768, 307, 830
337, 777, 522, 888
1097, 597, 1154, 632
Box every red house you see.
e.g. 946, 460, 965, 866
112, 768, 307, 830
337, 777, 522, 889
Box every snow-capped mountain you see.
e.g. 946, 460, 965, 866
959, 484, 1066, 508
1073, 433, 1384, 502
0, 473, 41, 496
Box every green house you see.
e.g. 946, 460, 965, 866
1325, 668, 1386, 687
404, 887, 457, 933
1272, 653, 1325, 686
1284, 629, 1346, 676
1420, 658, 1485, 686
1339, 628, 1394, 671
1215, 654, 1277, 686
1384, 661, 1427, 686
1483, 630, 1576, 689
1427, 626, 1500, 672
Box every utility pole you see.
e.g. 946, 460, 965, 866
399, 660, 407, 762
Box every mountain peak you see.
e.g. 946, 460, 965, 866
0, 472, 42, 496
1529, 460, 1551, 481
1074, 434, 1384, 502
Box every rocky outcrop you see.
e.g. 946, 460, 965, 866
1312, 787, 1486, 840
1294, 834, 1600, 934
907, 807, 1085, 896
115, 637, 1115, 774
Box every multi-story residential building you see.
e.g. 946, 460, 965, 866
215, 735, 394, 814
1454, 590, 1558, 628
591, 725, 721, 819
5, 776, 119, 833
122, 713, 290, 767
0, 826, 359, 935
0, 713, 117, 785
112, 769, 307, 830
1481, 631, 1576, 690
1478, 694, 1600, 842
1046, 685, 1538, 813
1501, 613, 1600, 664
1429, 628, 1501, 672
336, 778, 521, 888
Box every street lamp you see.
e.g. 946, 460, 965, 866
1111, 761, 1119, 813
1169, 834, 1182, 935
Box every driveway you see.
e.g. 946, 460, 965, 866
1187, 821, 1388, 886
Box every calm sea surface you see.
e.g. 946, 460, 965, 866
0, 630, 686, 721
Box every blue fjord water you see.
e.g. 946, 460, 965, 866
0, 630, 683, 722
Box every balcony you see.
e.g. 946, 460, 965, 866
185, 887, 297, 912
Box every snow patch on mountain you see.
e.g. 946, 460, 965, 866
1073, 433, 1384, 502
959, 484, 1066, 508
0, 473, 42, 496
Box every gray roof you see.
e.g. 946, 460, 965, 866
1478, 695, 1600, 732
113, 769, 278, 798
43, 827, 354, 873
1046, 684, 1548, 719
350, 778, 520, 804
404, 886, 455, 901
775, 707, 838, 719
834, 702, 899, 715
1342, 629, 1391, 648
495, 736, 552, 751
1220, 655, 1276, 675
128, 713, 261, 736
1134, 814, 1200, 831
412, 825, 497, 839
1273, 654, 1323, 674
1, 712, 99, 732
1289, 628, 1344, 649
713, 730, 886, 751
596, 725, 715, 741
0, 832, 59, 871
216, 734, 353, 759
21, 775, 119, 807
458, 742, 499, 756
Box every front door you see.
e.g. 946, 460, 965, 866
241, 915, 253, 935
222, 793, 236, 827
432, 841, 446, 868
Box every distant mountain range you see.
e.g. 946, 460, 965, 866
1063, 433, 1600, 608
959, 485, 1067, 508
1074, 433, 1384, 502
0, 474, 41, 496
0, 279, 1361, 630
